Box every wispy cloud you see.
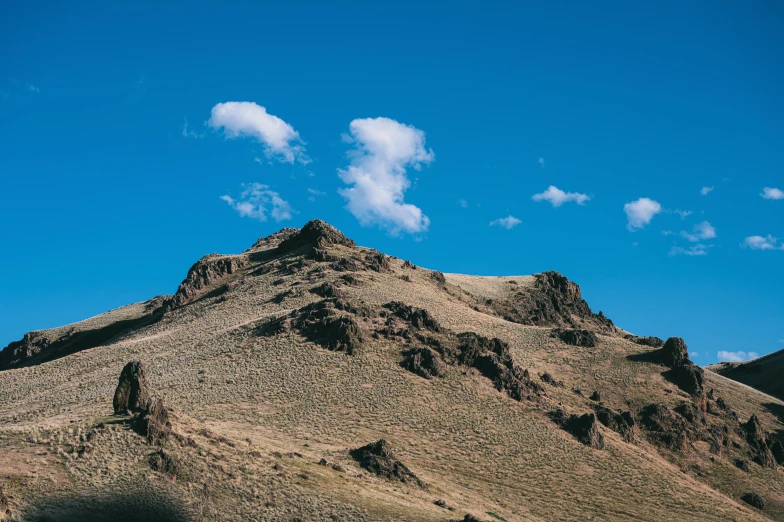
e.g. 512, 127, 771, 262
538, 157, 545, 168
490, 215, 521, 229
624, 197, 662, 231
181, 118, 204, 139
717, 350, 759, 363
307, 188, 326, 202
742, 235, 784, 251
25, 82, 39, 94
208, 102, 309, 165
700, 186, 714, 196
532, 186, 590, 207
680, 221, 716, 242
220, 183, 293, 222
669, 244, 710, 257
761, 187, 784, 200
458, 199, 469, 208
338, 117, 434, 235
673, 209, 693, 219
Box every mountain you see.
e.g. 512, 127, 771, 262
1, 220, 783, 521
709, 351, 784, 403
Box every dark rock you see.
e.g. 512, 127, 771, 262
661, 337, 689, 368
318, 458, 328, 466
349, 439, 425, 488
594, 405, 635, 441
540, 372, 561, 386
449, 516, 484, 522
668, 364, 704, 396
674, 402, 706, 426
768, 439, 784, 465
278, 220, 356, 252
290, 301, 364, 355
434, 499, 448, 508
136, 397, 172, 446
169, 254, 247, 308
148, 449, 178, 477
741, 492, 765, 510
735, 459, 750, 472
113, 361, 152, 415
589, 391, 601, 402
624, 334, 665, 348
402, 347, 447, 379
384, 302, 442, 332
430, 271, 447, 285
402, 260, 417, 269
639, 404, 690, 450
555, 329, 597, 347
364, 251, 390, 272
742, 415, 776, 468
553, 410, 605, 449
310, 282, 343, 298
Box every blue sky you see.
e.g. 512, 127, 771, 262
1, 1, 782, 365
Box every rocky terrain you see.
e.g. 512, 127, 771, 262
1, 220, 783, 521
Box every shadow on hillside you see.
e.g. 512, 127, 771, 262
1, 313, 162, 372
626, 349, 663, 364
16, 487, 196, 522
762, 401, 784, 443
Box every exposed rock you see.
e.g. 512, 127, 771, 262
384, 302, 442, 332
639, 403, 690, 451
624, 334, 665, 348
589, 391, 601, 402
741, 492, 764, 510
650, 337, 705, 396
113, 361, 151, 415
661, 337, 689, 368
594, 405, 635, 442
768, 438, 784, 465
742, 415, 776, 468
540, 372, 562, 387
402, 260, 417, 269
402, 347, 447, 379
278, 219, 356, 252
434, 499, 448, 509
169, 254, 247, 308
553, 410, 605, 449
430, 271, 447, 285
349, 439, 425, 488
310, 282, 344, 298
136, 397, 172, 446
555, 329, 598, 347
735, 459, 750, 472
364, 251, 390, 272
246, 228, 299, 252
449, 516, 485, 522
149, 449, 178, 477
674, 402, 706, 426
290, 301, 364, 355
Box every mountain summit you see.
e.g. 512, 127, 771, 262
1, 220, 782, 521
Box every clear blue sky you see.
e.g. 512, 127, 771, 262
1, 1, 782, 365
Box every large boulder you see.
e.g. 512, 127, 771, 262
136, 397, 172, 446
113, 361, 152, 415
741, 492, 765, 510
350, 439, 425, 488
661, 337, 689, 368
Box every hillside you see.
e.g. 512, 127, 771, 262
710, 352, 784, 403
1, 220, 783, 521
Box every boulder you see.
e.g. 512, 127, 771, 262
594, 405, 636, 441
113, 361, 151, 415
349, 439, 425, 488
136, 397, 171, 446
741, 492, 764, 510
402, 347, 447, 379
568, 413, 605, 449
384, 302, 442, 332
556, 329, 597, 347
278, 219, 356, 252
661, 337, 689, 368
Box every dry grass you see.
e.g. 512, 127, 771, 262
0, 234, 781, 521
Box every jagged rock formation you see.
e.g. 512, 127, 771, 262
169, 254, 247, 308
555, 328, 598, 347
553, 410, 605, 449
136, 397, 172, 446
742, 415, 776, 468
384, 302, 442, 332
402, 347, 446, 379
649, 337, 705, 397
624, 334, 665, 348
113, 361, 152, 415
594, 404, 636, 442
350, 439, 425, 488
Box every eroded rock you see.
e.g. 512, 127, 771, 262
402, 347, 446, 379
113, 361, 151, 415
170, 255, 247, 308
136, 397, 172, 446
741, 492, 764, 510
553, 410, 605, 449
290, 301, 364, 354
350, 439, 425, 488
555, 329, 597, 347
384, 302, 442, 332
594, 405, 635, 442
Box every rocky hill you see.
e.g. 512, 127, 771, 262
710, 351, 784, 403
1, 220, 783, 521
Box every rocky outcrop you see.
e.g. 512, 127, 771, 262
639, 403, 690, 450
555, 329, 598, 347
113, 361, 152, 415
742, 415, 776, 468
402, 347, 446, 379
741, 492, 764, 510
647, 337, 705, 397
553, 410, 605, 449
278, 219, 356, 253
350, 439, 425, 488
149, 448, 179, 478
594, 405, 636, 442
136, 397, 172, 446
384, 302, 442, 332
624, 334, 665, 348
287, 300, 364, 355
169, 254, 247, 308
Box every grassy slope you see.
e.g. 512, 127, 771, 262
0, 229, 781, 521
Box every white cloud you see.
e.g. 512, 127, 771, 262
208, 102, 308, 164
490, 215, 522, 229
700, 186, 714, 196
458, 199, 468, 208
25, 82, 39, 93
307, 188, 326, 202
182, 118, 204, 138
761, 187, 784, 200
690, 352, 699, 358
538, 157, 545, 168
680, 221, 716, 242
624, 198, 662, 231
669, 244, 710, 257
532, 186, 590, 207
673, 209, 693, 219
337, 117, 434, 234
742, 235, 784, 251
717, 350, 759, 363
220, 183, 293, 222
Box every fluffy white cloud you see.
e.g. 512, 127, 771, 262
761, 187, 784, 200
490, 215, 522, 229
338, 117, 434, 234
700, 186, 714, 196
208, 102, 308, 164
624, 198, 662, 230
669, 244, 710, 257
532, 186, 590, 207
220, 183, 293, 222
742, 235, 784, 251
680, 221, 716, 242
717, 350, 759, 363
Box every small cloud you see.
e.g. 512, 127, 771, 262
220, 182, 293, 222
669, 244, 710, 257
181, 118, 204, 139
690, 352, 699, 358
761, 187, 784, 200
489, 215, 521, 229
717, 350, 759, 363
661, 230, 675, 236
680, 221, 716, 242
700, 186, 714, 196
538, 157, 545, 168
673, 209, 693, 219
632, 241, 639, 247
208, 101, 309, 165
254, 157, 264, 165
532, 186, 590, 207
307, 188, 326, 202
458, 199, 469, 208
742, 235, 784, 251
624, 197, 662, 231
25, 82, 39, 93
338, 117, 434, 235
